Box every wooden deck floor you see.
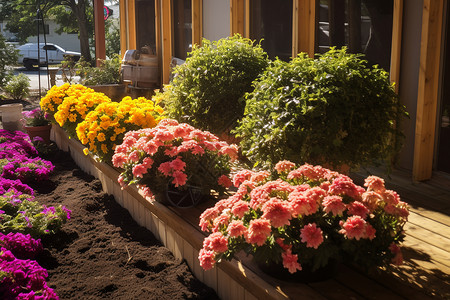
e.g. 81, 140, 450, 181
171, 168, 450, 300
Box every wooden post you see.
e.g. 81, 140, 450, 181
413, 0, 444, 181
94, 0, 106, 66
161, 0, 173, 84
293, 0, 315, 57
192, 0, 203, 47
390, 0, 403, 92
230, 0, 245, 36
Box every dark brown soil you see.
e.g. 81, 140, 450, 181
33, 148, 219, 300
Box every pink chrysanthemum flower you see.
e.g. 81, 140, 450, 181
364, 175, 386, 193
261, 198, 292, 228
233, 170, 254, 187
198, 248, 216, 270
340, 215, 367, 240
347, 201, 370, 219
218, 175, 232, 188
132, 164, 147, 178
227, 220, 247, 237
231, 200, 250, 218
274, 160, 296, 174
203, 232, 228, 253
322, 195, 346, 216
246, 219, 272, 246
300, 223, 324, 249
172, 171, 187, 187
288, 190, 318, 216
282, 250, 302, 273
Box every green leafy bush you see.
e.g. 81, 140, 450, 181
76, 54, 121, 85
165, 34, 269, 135
3, 73, 30, 100
0, 33, 19, 87
234, 48, 408, 170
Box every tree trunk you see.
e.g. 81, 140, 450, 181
69, 0, 92, 63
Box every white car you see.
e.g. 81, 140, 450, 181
17, 43, 81, 70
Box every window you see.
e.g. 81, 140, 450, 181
135, 0, 156, 53
172, 0, 192, 60
317, 0, 393, 71
249, 0, 293, 61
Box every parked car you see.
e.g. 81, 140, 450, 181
17, 43, 81, 70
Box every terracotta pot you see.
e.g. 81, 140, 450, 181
256, 258, 339, 283
25, 124, 52, 144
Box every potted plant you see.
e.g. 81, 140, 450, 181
21, 108, 52, 144
234, 48, 409, 171
198, 161, 408, 282
112, 119, 239, 208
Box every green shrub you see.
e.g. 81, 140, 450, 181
3, 73, 30, 100
76, 54, 121, 85
0, 33, 19, 87
164, 34, 269, 135
234, 48, 408, 170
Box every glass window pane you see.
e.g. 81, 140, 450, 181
317, 0, 393, 71
173, 0, 192, 60
135, 0, 156, 53
250, 0, 293, 61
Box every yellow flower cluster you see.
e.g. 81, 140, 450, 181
54, 91, 111, 138
40, 84, 94, 117
76, 96, 165, 162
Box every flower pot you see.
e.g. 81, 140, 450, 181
255, 258, 339, 283
25, 124, 52, 144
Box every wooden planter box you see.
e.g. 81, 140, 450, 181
51, 125, 320, 300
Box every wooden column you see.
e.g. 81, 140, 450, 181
293, 0, 315, 57
119, 0, 127, 57
192, 0, 203, 47
390, 0, 403, 92
161, 0, 173, 84
94, 0, 106, 66
413, 0, 444, 181
230, 0, 245, 36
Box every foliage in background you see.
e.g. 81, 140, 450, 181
0, 33, 19, 87
1, 0, 93, 62
3, 73, 30, 100
76, 96, 165, 162
164, 34, 269, 135
75, 54, 121, 85
235, 48, 408, 171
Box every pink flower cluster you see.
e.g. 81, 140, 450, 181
198, 161, 409, 273
113, 119, 238, 197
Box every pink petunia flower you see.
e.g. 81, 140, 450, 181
300, 223, 324, 249
282, 250, 302, 273
246, 218, 272, 246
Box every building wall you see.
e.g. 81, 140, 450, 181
202, 0, 230, 41
397, 0, 423, 170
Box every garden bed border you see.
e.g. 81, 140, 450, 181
51, 125, 321, 300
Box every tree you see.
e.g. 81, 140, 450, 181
0, 33, 19, 87
0, 0, 93, 63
